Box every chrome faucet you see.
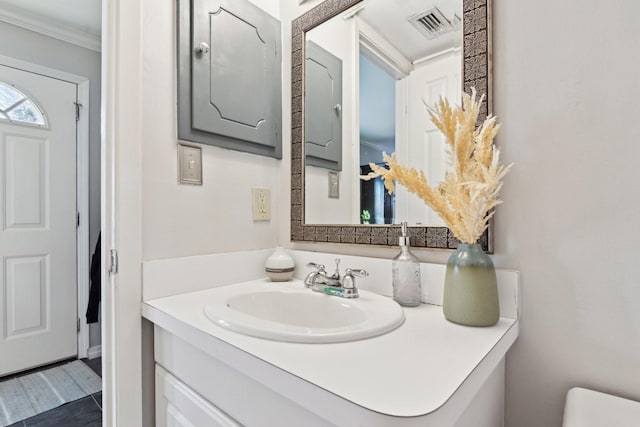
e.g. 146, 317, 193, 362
304, 259, 368, 299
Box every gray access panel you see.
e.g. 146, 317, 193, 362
304, 40, 342, 171
178, 0, 282, 159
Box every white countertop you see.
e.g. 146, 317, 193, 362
143, 278, 518, 418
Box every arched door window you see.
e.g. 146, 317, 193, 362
0, 81, 47, 126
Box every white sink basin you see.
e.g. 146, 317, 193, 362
203, 280, 405, 343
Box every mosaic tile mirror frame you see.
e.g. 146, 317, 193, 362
290, 0, 494, 252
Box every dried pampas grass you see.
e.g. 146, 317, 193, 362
362, 89, 512, 244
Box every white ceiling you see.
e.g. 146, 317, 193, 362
0, 0, 101, 37
358, 0, 462, 62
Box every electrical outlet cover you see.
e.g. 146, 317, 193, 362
252, 187, 271, 221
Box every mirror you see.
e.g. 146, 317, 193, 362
291, 0, 492, 251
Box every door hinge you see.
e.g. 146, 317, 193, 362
77, 318, 81, 332
74, 102, 82, 122
76, 212, 80, 228
110, 249, 119, 274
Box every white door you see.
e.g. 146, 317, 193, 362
0, 64, 78, 376
397, 51, 461, 225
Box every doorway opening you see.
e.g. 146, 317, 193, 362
0, 57, 93, 376
358, 51, 397, 225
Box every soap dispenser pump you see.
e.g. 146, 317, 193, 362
392, 222, 422, 307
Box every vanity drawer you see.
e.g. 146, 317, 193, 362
156, 364, 240, 427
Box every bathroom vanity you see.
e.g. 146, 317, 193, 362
142, 251, 520, 427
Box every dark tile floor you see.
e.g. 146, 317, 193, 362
6, 358, 102, 427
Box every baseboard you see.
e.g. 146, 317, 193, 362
87, 345, 102, 360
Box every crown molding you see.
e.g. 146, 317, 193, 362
0, 5, 101, 52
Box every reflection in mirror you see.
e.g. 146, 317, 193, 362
304, 0, 462, 226
359, 52, 396, 224
291, 0, 492, 251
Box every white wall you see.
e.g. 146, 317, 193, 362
140, 0, 282, 261
493, 1, 640, 425
0, 21, 102, 348
281, 1, 640, 427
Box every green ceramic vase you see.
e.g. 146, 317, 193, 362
443, 243, 499, 327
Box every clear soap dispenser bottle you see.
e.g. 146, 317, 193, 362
392, 222, 422, 307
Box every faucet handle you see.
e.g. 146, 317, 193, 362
306, 262, 326, 272
340, 268, 368, 299
346, 268, 368, 278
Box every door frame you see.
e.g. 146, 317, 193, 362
101, 0, 144, 424
0, 54, 92, 359
350, 17, 412, 223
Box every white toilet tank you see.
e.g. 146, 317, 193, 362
563, 387, 640, 427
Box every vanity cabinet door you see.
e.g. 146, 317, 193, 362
305, 41, 343, 171
156, 365, 240, 427
178, 0, 282, 159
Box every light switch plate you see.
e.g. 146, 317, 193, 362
178, 144, 202, 185
252, 187, 271, 221
328, 171, 339, 198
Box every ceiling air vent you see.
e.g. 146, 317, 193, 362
408, 7, 461, 40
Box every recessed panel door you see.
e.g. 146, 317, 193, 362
0, 64, 77, 376
188, 0, 282, 156
403, 53, 460, 226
